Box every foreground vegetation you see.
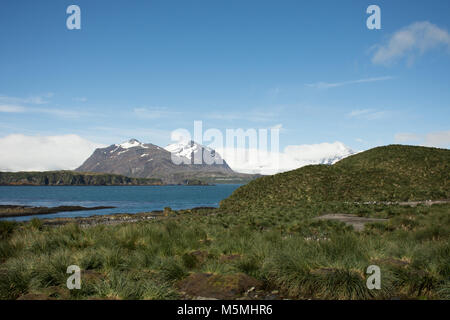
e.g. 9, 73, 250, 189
0, 145, 448, 300
0, 201, 448, 300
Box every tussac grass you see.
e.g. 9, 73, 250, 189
220, 145, 450, 213
0, 145, 448, 300
0, 203, 448, 300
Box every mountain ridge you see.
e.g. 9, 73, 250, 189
76, 139, 258, 184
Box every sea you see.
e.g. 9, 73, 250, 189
0, 184, 242, 221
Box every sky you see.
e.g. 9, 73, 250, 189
0, 0, 449, 172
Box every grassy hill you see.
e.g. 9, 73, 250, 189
0, 171, 163, 186
220, 145, 450, 212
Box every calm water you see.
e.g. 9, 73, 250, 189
0, 185, 241, 221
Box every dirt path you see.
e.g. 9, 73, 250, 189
356, 200, 450, 207
314, 214, 388, 231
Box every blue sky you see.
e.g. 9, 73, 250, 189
1, 0, 449, 156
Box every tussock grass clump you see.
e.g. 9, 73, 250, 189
0, 258, 31, 299
0, 198, 448, 299
0, 221, 18, 240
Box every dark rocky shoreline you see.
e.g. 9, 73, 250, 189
39, 206, 218, 227
0, 205, 217, 226
0, 205, 115, 218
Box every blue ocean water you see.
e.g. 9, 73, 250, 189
0, 185, 241, 221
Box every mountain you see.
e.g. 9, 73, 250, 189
220, 145, 450, 212
281, 141, 356, 167
75, 139, 258, 184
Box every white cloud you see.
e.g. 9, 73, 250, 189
425, 131, 450, 148
348, 109, 387, 120
0, 134, 105, 172
133, 107, 181, 119
0, 104, 89, 118
394, 130, 450, 148
33, 108, 89, 118
0, 93, 54, 105
394, 133, 421, 143
91, 126, 172, 147
217, 141, 354, 175
348, 109, 372, 117
0, 94, 89, 118
0, 105, 26, 113
267, 87, 281, 98
207, 110, 279, 122
307, 76, 393, 89
372, 21, 450, 65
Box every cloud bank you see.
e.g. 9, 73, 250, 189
133, 107, 181, 119
347, 109, 387, 120
307, 76, 393, 89
0, 104, 89, 118
0, 134, 105, 172
394, 130, 450, 148
217, 141, 354, 175
0, 93, 54, 105
372, 21, 450, 65
0, 105, 27, 113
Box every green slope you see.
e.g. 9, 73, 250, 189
220, 145, 450, 212
0, 171, 163, 186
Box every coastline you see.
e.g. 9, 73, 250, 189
0, 205, 115, 218
27, 206, 217, 227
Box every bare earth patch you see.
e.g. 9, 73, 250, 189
356, 200, 450, 207
177, 273, 263, 300
314, 214, 388, 231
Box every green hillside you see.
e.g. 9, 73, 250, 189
220, 145, 450, 212
0, 171, 163, 186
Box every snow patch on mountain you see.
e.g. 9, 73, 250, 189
117, 139, 148, 149
165, 140, 224, 164
165, 140, 200, 159
284, 142, 354, 165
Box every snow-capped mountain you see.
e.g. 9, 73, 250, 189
165, 140, 225, 165
284, 141, 355, 166
76, 139, 248, 184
